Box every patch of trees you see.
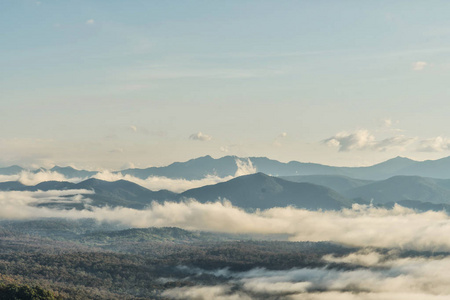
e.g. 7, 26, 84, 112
0, 283, 60, 300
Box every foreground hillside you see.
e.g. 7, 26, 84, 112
0, 219, 353, 299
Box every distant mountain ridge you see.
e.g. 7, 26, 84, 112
0, 174, 354, 211
4, 154, 450, 181
0, 178, 176, 209
3, 172, 450, 213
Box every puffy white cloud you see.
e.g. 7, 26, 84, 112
412, 61, 427, 71
417, 136, 450, 152
189, 132, 212, 141
325, 130, 376, 151
324, 129, 414, 152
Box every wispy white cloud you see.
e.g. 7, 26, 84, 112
164, 252, 450, 299
417, 136, 450, 152
189, 132, 212, 141
93, 158, 256, 192
86, 19, 95, 25
324, 129, 415, 152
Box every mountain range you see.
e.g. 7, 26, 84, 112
5, 171, 450, 212
5, 155, 450, 180
3, 155, 450, 212
0, 174, 353, 211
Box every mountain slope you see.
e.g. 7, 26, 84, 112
180, 172, 352, 210
0, 165, 24, 175
0, 178, 177, 209
120, 155, 239, 179
395, 156, 450, 178
5, 155, 450, 181
49, 166, 97, 178
280, 175, 373, 193
344, 175, 450, 204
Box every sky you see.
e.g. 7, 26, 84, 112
2, 0, 450, 170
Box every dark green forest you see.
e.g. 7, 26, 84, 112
0, 219, 358, 299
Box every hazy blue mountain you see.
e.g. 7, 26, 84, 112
344, 176, 450, 204
0, 181, 27, 190
118, 155, 423, 180
343, 156, 417, 179
383, 200, 450, 212
34, 181, 77, 191
394, 156, 450, 178
0, 178, 177, 209
120, 155, 239, 179
72, 178, 176, 208
5, 155, 450, 181
280, 175, 373, 193
49, 166, 97, 178
180, 172, 353, 210
0, 165, 24, 175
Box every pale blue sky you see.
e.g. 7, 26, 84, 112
2, 0, 450, 169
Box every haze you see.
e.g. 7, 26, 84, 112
2, 1, 450, 169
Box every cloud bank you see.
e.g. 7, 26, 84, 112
163, 251, 450, 299
3, 190, 450, 252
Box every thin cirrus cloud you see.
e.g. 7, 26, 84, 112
324, 129, 415, 152
189, 132, 212, 141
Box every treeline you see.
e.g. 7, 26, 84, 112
0, 236, 353, 299
0, 283, 60, 300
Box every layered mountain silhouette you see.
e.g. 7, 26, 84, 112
5, 154, 450, 180
0, 178, 176, 209
344, 176, 450, 205
179, 172, 353, 210
0, 165, 24, 175
4, 155, 450, 213
0, 174, 353, 211
280, 175, 373, 193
